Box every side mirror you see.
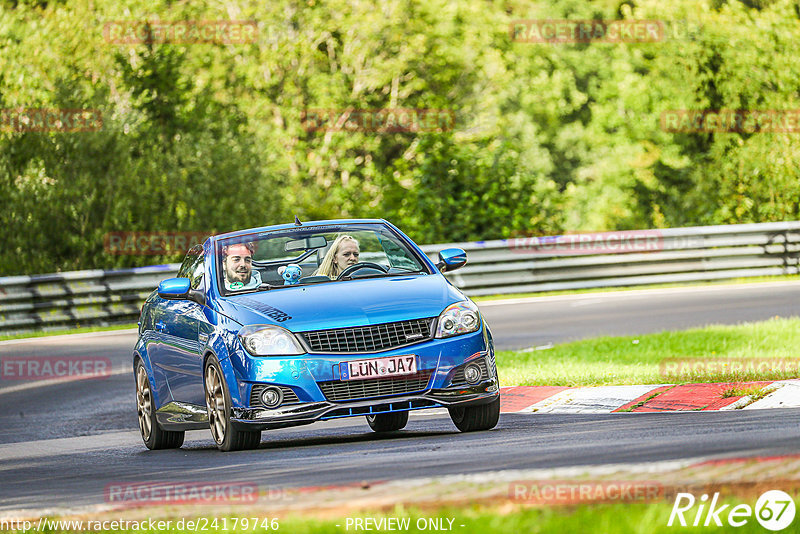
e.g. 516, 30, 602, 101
157, 278, 191, 300
437, 248, 467, 273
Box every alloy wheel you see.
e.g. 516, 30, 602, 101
136, 366, 152, 440
205, 364, 227, 444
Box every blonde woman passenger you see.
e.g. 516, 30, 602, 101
315, 235, 360, 279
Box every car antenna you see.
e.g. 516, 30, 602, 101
294, 215, 303, 226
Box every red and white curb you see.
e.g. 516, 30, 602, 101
498, 380, 800, 414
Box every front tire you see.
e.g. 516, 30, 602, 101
204, 356, 261, 452
366, 411, 409, 432
448, 397, 500, 432
136, 360, 184, 450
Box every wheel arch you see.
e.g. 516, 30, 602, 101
132, 348, 167, 409
202, 347, 247, 408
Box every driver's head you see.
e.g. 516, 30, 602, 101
333, 236, 360, 273
222, 242, 255, 284
316, 235, 359, 279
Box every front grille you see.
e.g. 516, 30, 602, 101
450, 358, 489, 386
298, 318, 435, 353
318, 370, 433, 402
250, 385, 300, 407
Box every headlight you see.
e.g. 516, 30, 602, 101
238, 325, 305, 356
435, 300, 481, 338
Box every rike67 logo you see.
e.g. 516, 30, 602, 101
668, 490, 796, 531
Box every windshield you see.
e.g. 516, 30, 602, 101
216, 223, 430, 294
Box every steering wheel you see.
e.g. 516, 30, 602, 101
337, 262, 389, 280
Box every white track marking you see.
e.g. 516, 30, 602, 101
0, 328, 138, 346
0, 367, 130, 396
743, 380, 800, 410
521, 384, 665, 413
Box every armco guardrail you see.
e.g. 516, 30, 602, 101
421, 221, 800, 296
0, 264, 181, 334
0, 222, 798, 334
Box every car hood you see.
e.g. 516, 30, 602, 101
214, 274, 465, 332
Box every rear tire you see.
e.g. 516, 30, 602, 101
136, 360, 185, 450
366, 411, 409, 432
204, 355, 261, 452
448, 397, 500, 432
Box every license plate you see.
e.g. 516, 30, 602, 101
340, 355, 417, 381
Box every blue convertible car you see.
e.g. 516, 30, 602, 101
134, 219, 500, 451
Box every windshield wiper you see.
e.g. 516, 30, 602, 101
347, 271, 425, 280
226, 282, 278, 294
256, 282, 278, 291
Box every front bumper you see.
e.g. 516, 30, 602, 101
230, 377, 499, 431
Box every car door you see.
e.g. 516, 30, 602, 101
154, 245, 208, 406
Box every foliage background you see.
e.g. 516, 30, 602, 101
1, 0, 798, 275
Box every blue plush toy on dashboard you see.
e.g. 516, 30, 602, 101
277, 264, 302, 285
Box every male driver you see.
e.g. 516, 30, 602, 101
222, 242, 262, 290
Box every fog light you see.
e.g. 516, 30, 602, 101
260, 387, 283, 408
464, 364, 482, 384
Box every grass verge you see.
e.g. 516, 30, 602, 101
262, 503, 781, 534
10, 501, 791, 534
496, 317, 800, 386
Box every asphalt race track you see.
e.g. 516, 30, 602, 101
1, 282, 799, 514
479, 281, 800, 350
